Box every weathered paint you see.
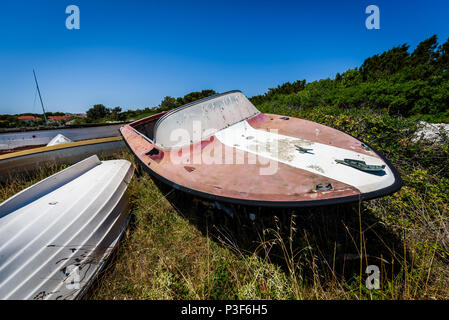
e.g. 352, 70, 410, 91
215, 120, 394, 193
121, 91, 401, 206
122, 120, 360, 203
247, 113, 375, 157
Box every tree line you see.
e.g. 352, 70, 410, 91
251, 35, 449, 122
4, 35, 447, 128
84, 90, 217, 122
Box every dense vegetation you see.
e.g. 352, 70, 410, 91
251, 35, 449, 123
89, 33, 449, 124
0, 112, 66, 128
84, 35, 448, 124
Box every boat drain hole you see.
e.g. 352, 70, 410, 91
316, 182, 332, 191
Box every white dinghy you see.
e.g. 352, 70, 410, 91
0, 136, 125, 182
46, 134, 73, 146
0, 155, 134, 300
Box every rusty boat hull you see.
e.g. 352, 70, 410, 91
120, 91, 402, 208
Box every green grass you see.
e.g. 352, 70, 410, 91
1, 104, 448, 300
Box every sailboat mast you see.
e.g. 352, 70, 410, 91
33, 69, 48, 126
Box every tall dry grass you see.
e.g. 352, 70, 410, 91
1, 140, 447, 300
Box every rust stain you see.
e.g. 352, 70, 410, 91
248, 113, 376, 157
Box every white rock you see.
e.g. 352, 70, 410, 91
412, 121, 449, 143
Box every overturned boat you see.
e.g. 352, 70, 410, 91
120, 90, 401, 207
0, 155, 134, 300
0, 137, 125, 182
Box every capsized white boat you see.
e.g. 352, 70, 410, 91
0, 155, 134, 300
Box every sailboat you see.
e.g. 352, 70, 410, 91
0, 71, 126, 180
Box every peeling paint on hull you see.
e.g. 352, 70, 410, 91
120, 91, 402, 208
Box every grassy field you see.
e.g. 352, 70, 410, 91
1, 105, 448, 300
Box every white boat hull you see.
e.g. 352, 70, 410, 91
0, 124, 125, 151
0, 137, 125, 182
0, 155, 134, 300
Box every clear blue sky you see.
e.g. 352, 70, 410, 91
0, 0, 448, 114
